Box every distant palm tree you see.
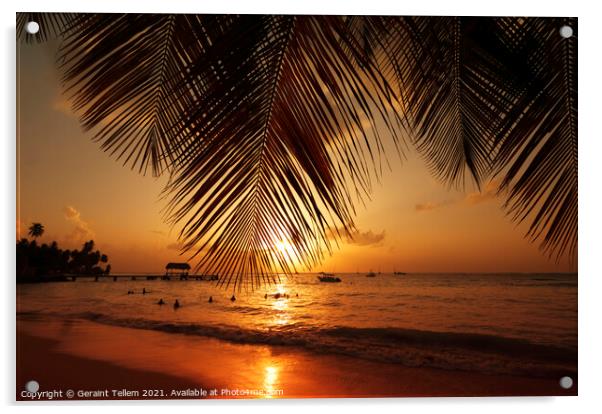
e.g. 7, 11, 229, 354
27, 223, 44, 239
17, 14, 577, 288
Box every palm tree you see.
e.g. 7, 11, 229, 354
27, 223, 44, 239
17, 14, 577, 288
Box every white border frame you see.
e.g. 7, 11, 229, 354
3, 1, 601, 413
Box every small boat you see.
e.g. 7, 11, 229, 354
393, 271, 406, 275
366, 271, 376, 278
317, 272, 341, 283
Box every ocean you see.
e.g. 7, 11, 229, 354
17, 272, 577, 378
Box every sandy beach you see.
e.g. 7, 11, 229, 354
16, 316, 576, 400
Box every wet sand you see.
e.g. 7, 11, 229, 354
16, 316, 577, 400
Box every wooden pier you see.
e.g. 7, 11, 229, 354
64, 274, 219, 281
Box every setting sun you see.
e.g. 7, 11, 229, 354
275, 240, 295, 260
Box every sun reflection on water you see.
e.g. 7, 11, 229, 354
271, 282, 291, 326
262, 365, 279, 398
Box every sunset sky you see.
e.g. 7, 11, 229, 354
17, 39, 574, 274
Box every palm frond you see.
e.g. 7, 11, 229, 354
59, 14, 218, 175
163, 15, 402, 289
386, 17, 525, 187
492, 17, 577, 260
57, 14, 402, 288
380, 16, 577, 260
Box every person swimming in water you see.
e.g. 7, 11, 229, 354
208, 296, 213, 303
158, 298, 165, 305
264, 293, 268, 299
174, 299, 181, 309
230, 295, 236, 302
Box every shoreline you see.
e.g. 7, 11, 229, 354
18, 334, 204, 400
16, 316, 577, 400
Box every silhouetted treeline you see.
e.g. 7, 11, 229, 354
16, 239, 110, 282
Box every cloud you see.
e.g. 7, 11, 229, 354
415, 201, 450, 212
327, 226, 385, 247
63, 206, 95, 244
464, 180, 500, 205
63, 206, 80, 219
414, 180, 502, 213
348, 230, 386, 246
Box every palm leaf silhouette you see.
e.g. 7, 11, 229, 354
492, 17, 578, 260
377, 16, 577, 260
385, 17, 527, 186
17, 14, 577, 287
164, 16, 404, 289
56, 14, 402, 289
59, 14, 214, 175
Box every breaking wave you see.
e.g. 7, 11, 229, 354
18, 310, 576, 378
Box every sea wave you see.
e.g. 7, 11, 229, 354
18, 310, 576, 378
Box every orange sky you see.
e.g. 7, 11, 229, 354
16, 39, 575, 274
